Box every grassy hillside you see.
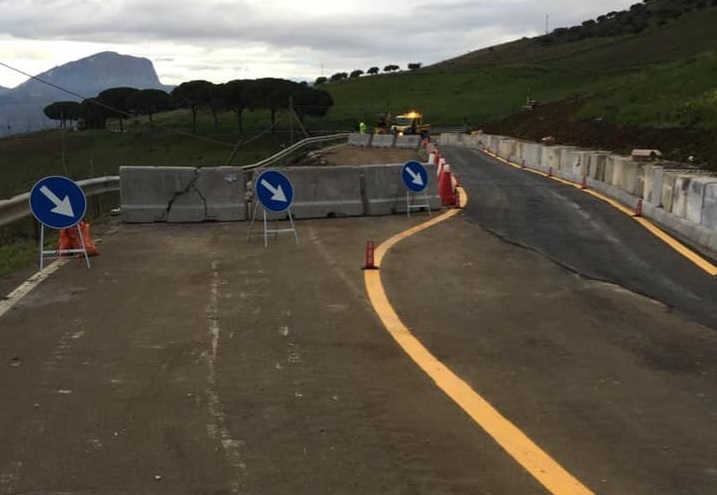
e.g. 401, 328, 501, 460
0, 110, 301, 199
436, 4, 717, 70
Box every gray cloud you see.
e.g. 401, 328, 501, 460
0, 0, 639, 83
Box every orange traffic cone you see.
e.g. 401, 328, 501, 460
633, 198, 643, 217
439, 164, 456, 206
580, 175, 588, 190
58, 221, 99, 257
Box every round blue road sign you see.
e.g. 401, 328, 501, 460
29, 176, 87, 229
401, 161, 429, 193
255, 170, 294, 213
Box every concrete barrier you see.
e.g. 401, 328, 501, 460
643, 166, 664, 206
561, 149, 590, 182
686, 177, 717, 225
497, 138, 517, 161
364, 163, 441, 215
703, 183, 717, 230
464, 134, 482, 148
395, 135, 422, 149
586, 153, 609, 182
200, 167, 248, 221
606, 156, 643, 196
348, 133, 372, 147
671, 175, 692, 219
448, 132, 717, 256
661, 171, 680, 213
372, 134, 396, 148
540, 146, 564, 174
121, 162, 450, 224
281, 166, 364, 219
520, 142, 543, 168
121, 166, 206, 223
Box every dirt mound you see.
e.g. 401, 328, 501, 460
484, 99, 717, 170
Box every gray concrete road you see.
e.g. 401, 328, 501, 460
0, 186, 716, 494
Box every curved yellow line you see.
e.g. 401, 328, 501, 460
364, 188, 596, 495
482, 149, 717, 276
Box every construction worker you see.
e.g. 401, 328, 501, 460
359, 121, 366, 134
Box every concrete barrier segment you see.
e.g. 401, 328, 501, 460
120, 166, 208, 223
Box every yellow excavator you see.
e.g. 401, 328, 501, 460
373, 110, 430, 137
390, 110, 430, 137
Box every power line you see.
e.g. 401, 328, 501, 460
0, 60, 235, 148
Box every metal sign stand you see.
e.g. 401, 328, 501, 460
246, 200, 299, 247
39, 223, 91, 270
406, 190, 432, 218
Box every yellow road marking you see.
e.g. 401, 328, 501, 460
364, 189, 596, 495
482, 150, 717, 276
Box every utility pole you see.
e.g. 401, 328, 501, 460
546, 14, 550, 35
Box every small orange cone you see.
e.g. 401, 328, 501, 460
362, 240, 378, 270
633, 198, 643, 217
58, 221, 99, 257
580, 175, 588, 190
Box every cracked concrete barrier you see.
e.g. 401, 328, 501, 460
121, 166, 205, 223
363, 163, 441, 215
121, 166, 246, 223
281, 166, 364, 219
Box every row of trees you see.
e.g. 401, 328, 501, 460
43, 78, 334, 134
315, 63, 422, 85
543, 0, 717, 44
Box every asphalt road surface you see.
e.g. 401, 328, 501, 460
443, 145, 717, 330
0, 159, 716, 495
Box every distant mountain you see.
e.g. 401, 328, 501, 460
0, 51, 172, 135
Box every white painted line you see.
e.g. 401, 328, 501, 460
0, 260, 67, 320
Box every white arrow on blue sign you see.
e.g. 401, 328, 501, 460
401, 161, 428, 193
255, 170, 294, 213
29, 176, 87, 229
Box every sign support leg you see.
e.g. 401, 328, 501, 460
39, 224, 46, 270
75, 224, 91, 268
246, 201, 260, 242
288, 209, 299, 244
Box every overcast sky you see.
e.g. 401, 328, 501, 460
0, 0, 639, 89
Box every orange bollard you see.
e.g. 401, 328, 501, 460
633, 198, 643, 217
362, 240, 378, 270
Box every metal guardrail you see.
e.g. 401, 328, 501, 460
0, 133, 350, 229
242, 132, 349, 170
0, 176, 120, 229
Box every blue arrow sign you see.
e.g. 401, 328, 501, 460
401, 161, 428, 193
29, 176, 87, 229
255, 170, 294, 213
